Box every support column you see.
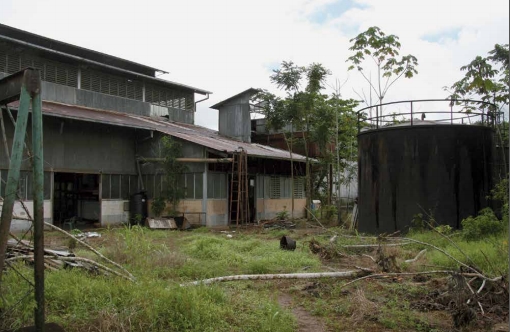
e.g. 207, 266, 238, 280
202, 160, 208, 226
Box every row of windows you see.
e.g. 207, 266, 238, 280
81, 69, 144, 101
266, 176, 305, 199
101, 174, 139, 200
0, 50, 78, 87
0, 170, 52, 200
0, 46, 194, 111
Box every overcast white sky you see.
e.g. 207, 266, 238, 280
0, 0, 508, 129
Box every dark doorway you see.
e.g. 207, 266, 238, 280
53, 173, 100, 228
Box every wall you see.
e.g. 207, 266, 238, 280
218, 103, 251, 142
3, 200, 52, 232
358, 125, 496, 234
206, 199, 227, 227
0, 73, 195, 124
0, 114, 139, 174
101, 200, 129, 226
256, 198, 306, 220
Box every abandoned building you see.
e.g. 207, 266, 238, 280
0, 24, 307, 231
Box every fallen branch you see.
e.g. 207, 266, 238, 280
305, 207, 326, 230
59, 257, 135, 282
181, 269, 372, 287
342, 242, 411, 248
404, 249, 427, 263
43, 221, 135, 281
340, 270, 503, 290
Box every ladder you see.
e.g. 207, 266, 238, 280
229, 149, 249, 226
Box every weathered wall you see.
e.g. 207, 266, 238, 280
207, 199, 228, 227
0, 114, 138, 174
218, 103, 251, 142
101, 200, 129, 226
2, 200, 52, 232
256, 198, 306, 220
0, 73, 194, 123
358, 125, 496, 234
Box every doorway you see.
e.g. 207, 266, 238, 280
53, 173, 100, 228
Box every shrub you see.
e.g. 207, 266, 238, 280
461, 208, 504, 241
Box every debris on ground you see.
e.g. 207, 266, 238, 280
261, 218, 296, 229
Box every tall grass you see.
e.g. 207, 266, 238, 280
1, 226, 310, 331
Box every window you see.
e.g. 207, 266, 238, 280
207, 173, 226, 199
0, 170, 51, 200
269, 176, 281, 199
101, 174, 110, 199
294, 178, 305, 199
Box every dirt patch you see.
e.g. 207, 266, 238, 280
278, 293, 327, 332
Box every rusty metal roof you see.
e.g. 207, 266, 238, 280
14, 101, 306, 161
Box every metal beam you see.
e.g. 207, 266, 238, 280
0, 69, 31, 105
138, 157, 233, 163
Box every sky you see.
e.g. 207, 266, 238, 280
0, 0, 508, 129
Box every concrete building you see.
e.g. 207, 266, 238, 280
0, 24, 307, 231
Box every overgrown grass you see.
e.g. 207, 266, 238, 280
408, 229, 508, 277
1, 226, 316, 331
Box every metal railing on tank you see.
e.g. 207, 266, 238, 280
356, 99, 500, 133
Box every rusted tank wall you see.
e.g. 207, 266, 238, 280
358, 125, 496, 234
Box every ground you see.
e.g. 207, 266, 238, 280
2, 223, 508, 332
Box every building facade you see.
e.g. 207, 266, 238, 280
0, 24, 306, 231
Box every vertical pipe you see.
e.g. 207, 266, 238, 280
450, 104, 453, 124
410, 102, 413, 126
202, 161, 207, 226
31, 79, 45, 332
376, 106, 379, 129
0, 75, 31, 285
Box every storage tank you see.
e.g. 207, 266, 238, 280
357, 100, 499, 234
129, 191, 148, 225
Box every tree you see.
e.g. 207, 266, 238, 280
445, 44, 509, 166
445, 44, 509, 112
151, 136, 187, 217
257, 61, 359, 218
346, 26, 419, 112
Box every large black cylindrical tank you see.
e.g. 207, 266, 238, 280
129, 191, 148, 225
357, 125, 496, 234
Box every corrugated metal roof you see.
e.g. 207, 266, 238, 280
9, 101, 306, 161
210, 88, 260, 109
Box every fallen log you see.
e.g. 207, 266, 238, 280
404, 249, 427, 263
181, 269, 372, 287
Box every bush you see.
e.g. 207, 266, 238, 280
461, 208, 504, 241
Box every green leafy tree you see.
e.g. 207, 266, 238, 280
346, 26, 419, 111
151, 136, 187, 216
257, 61, 359, 217
445, 44, 509, 143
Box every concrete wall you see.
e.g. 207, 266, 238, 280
2, 200, 53, 232
101, 200, 129, 226
256, 198, 306, 220
206, 199, 228, 227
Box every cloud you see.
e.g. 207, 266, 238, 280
0, 0, 507, 130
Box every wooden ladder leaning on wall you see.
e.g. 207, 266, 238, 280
229, 149, 249, 226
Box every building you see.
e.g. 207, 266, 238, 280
0, 24, 307, 231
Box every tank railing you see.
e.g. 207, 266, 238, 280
356, 99, 498, 133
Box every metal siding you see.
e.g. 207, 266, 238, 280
357, 125, 496, 234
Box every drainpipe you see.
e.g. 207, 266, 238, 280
193, 93, 210, 124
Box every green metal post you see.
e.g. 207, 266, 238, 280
0, 74, 32, 282
31, 79, 45, 331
